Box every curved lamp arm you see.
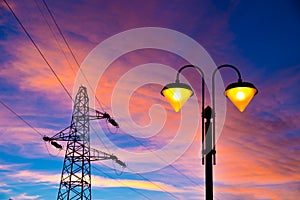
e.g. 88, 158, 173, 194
176, 64, 205, 83
211, 64, 243, 164
213, 64, 242, 83
176, 64, 206, 164
212, 64, 243, 114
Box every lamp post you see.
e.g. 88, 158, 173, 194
161, 64, 258, 200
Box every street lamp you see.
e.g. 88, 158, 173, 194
161, 64, 257, 200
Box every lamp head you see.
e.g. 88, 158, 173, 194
161, 82, 194, 112
225, 81, 258, 112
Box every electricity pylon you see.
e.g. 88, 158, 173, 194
43, 86, 125, 200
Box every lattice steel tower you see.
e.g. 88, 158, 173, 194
43, 86, 125, 200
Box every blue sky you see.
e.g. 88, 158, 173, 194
0, 0, 300, 199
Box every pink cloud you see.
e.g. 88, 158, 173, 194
11, 193, 41, 200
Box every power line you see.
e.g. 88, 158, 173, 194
92, 166, 152, 200
103, 109, 203, 188
122, 131, 201, 186
34, 0, 119, 160
91, 127, 179, 199
126, 133, 223, 200
34, 0, 77, 77
0, 99, 43, 137
0, 99, 65, 158
125, 166, 179, 199
3, 0, 73, 102
41, 0, 108, 112
90, 122, 112, 154
36, 1, 138, 182
95, 136, 181, 200
91, 118, 200, 190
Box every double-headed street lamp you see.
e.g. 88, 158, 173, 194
161, 64, 258, 200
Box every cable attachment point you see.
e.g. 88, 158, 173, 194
103, 112, 119, 128
110, 154, 126, 168
51, 141, 63, 149
43, 136, 51, 142
43, 136, 63, 149
115, 159, 126, 168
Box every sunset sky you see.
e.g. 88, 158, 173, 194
1, 0, 300, 199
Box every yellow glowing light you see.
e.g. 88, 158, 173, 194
236, 91, 246, 100
225, 86, 257, 112
161, 83, 194, 112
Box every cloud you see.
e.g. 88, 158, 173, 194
8, 170, 60, 185
0, 182, 11, 194
0, 163, 23, 171
5, 168, 186, 197
92, 175, 183, 193
0, 124, 65, 158
10, 193, 41, 200
0, 188, 11, 194
215, 182, 300, 200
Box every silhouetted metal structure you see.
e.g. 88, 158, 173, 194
161, 64, 258, 200
43, 86, 125, 200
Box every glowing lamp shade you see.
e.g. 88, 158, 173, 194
161, 83, 194, 112
225, 81, 258, 112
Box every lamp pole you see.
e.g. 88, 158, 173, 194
161, 64, 258, 200
203, 105, 214, 200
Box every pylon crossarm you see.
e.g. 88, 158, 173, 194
89, 110, 119, 128
43, 123, 81, 142
89, 109, 109, 120
89, 147, 126, 168
89, 147, 116, 161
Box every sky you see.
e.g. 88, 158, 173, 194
0, 0, 300, 199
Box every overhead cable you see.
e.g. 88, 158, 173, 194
3, 0, 73, 102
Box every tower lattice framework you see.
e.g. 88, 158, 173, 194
43, 86, 125, 200
57, 86, 91, 199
